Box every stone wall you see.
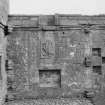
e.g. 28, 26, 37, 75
6, 15, 105, 100
0, 0, 8, 104
0, 28, 7, 105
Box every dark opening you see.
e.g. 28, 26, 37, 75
92, 48, 101, 57
5, 60, 13, 71
5, 60, 9, 71
7, 77, 14, 91
39, 69, 61, 88
93, 66, 102, 75
102, 57, 105, 63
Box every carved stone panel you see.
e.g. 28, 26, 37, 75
39, 70, 61, 88
39, 31, 55, 66
56, 31, 86, 64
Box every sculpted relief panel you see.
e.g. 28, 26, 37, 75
56, 31, 86, 64
39, 31, 55, 66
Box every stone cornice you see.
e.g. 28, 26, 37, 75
7, 14, 105, 32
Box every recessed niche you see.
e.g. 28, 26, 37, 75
93, 66, 102, 75
39, 69, 61, 88
83, 57, 91, 67
5, 60, 13, 71
92, 48, 101, 57
102, 57, 105, 63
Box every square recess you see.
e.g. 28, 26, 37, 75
102, 57, 105, 63
93, 66, 102, 75
39, 69, 61, 88
92, 48, 101, 57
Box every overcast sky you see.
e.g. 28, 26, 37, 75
10, 0, 105, 15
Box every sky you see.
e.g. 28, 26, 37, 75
10, 0, 105, 15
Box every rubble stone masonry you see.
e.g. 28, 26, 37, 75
0, 0, 105, 105
6, 15, 105, 103
0, 0, 8, 104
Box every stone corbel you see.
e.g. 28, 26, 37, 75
80, 23, 93, 34
83, 28, 90, 34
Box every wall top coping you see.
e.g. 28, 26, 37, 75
8, 14, 105, 29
